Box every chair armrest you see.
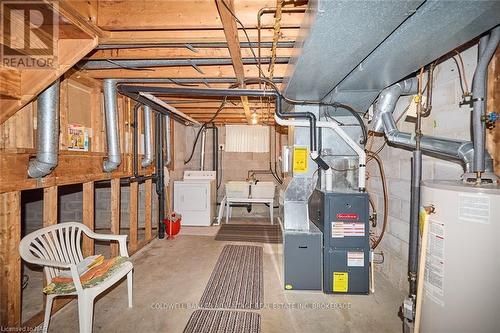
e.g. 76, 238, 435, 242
87, 232, 129, 257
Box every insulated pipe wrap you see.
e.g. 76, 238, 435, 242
103, 79, 121, 172
28, 80, 60, 178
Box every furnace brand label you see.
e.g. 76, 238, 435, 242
331, 222, 365, 238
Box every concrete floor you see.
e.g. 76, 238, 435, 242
42, 224, 405, 333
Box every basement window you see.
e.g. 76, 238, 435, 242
225, 125, 269, 153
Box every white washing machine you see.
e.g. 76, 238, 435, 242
173, 171, 216, 226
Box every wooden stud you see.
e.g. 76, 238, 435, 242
129, 182, 138, 253
82, 181, 95, 257
486, 47, 500, 176
43, 186, 58, 227
110, 178, 120, 257
59, 80, 69, 150
144, 179, 152, 243
0, 191, 21, 327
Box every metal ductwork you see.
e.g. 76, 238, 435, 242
284, 0, 500, 113
28, 80, 60, 178
472, 25, 500, 174
103, 79, 121, 172
372, 77, 494, 174
141, 105, 153, 167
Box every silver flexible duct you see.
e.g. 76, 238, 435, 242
141, 105, 153, 167
103, 79, 121, 172
472, 26, 500, 173
373, 78, 494, 173
28, 80, 60, 178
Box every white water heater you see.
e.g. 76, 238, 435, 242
420, 181, 500, 333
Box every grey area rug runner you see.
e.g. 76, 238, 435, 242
183, 309, 261, 333
214, 223, 283, 244
199, 244, 263, 309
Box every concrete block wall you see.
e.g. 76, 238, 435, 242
367, 45, 480, 292
23, 182, 159, 237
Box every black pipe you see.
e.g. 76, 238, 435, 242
408, 152, 422, 297
155, 113, 166, 239
96, 41, 296, 50
117, 85, 329, 170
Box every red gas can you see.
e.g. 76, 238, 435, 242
164, 212, 181, 239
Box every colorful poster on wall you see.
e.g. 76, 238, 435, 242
68, 124, 89, 151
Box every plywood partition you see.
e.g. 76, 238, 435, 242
110, 178, 121, 257
82, 181, 95, 257
0, 191, 21, 327
129, 182, 138, 253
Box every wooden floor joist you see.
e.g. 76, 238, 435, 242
216, 0, 252, 124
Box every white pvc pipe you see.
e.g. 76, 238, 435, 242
325, 168, 333, 191
274, 115, 366, 190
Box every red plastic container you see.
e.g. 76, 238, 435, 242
164, 212, 181, 239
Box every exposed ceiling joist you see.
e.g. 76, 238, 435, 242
216, 0, 253, 124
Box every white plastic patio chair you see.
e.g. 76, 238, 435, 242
19, 222, 133, 333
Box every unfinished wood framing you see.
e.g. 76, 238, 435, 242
110, 178, 121, 257
129, 182, 139, 254
82, 181, 95, 257
486, 47, 500, 176
0, 191, 21, 327
43, 186, 58, 227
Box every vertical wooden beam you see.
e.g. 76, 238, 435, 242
82, 182, 95, 257
0, 191, 21, 327
129, 182, 138, 253
110, 178, 120, 257
43, 186, 58, 227
486, 48, 499, 176
90, 87, 103, 152
215, 0, 252, 124
59, 80, 69, 150
144, 179, 152, 242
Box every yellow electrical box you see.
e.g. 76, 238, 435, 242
292, 147, 308, 173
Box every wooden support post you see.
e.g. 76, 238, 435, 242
110, 178, 120, 257
43, 186, 58, 227
144, 179, 152, 242
129, 182, 138, 253
82, 182, 95, 257
0, 191, 21, 328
